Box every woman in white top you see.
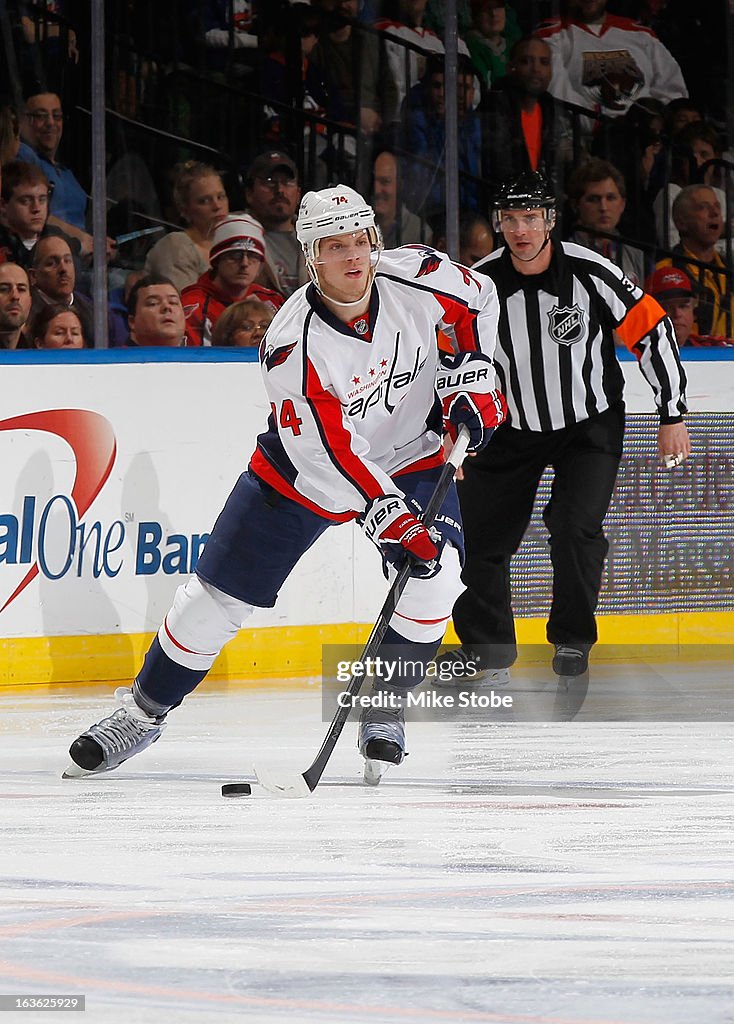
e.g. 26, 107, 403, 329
145, 161, 230, 291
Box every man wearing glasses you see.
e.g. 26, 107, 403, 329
244, 151, 306, 298
18, 91, 113, 260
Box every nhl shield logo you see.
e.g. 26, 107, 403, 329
547, 304, 586, 346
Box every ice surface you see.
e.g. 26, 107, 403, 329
1, 671, 733, 1024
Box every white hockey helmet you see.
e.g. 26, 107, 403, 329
296, 185, 383, 289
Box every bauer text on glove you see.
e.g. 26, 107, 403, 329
361, 495, 438, 567
436, 352, 506, 451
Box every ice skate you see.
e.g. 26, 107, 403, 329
552, 644, 591, 678
432, 646, 510, 688
358, 699, 406, 786
62, 687, 167, 778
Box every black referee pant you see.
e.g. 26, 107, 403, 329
453, 403, 625, 665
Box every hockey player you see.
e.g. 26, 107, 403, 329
64, 185, 506, 782
436, 171, 689, 682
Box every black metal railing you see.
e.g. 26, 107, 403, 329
3, 0, 734, 339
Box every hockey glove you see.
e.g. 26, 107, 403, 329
436, 352, 506, 452
442, 389, 506, 452
362, 494, 439, 574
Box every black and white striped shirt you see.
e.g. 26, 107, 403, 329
474, 242, 687, 432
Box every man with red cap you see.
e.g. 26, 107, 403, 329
645, 266, 733, 348
181, 214, 284, 346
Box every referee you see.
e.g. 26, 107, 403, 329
438, 172, 689, 679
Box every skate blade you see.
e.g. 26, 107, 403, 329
61, 762, 97, 779
433, 667, 511, 689
61, 760, 121, 779
363, 758, 394, 786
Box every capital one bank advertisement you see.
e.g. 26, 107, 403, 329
1, 354, 733, 680
0, 357, 360, 655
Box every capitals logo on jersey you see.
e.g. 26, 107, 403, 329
261, 340, 297, 370
547, 304, 586, 346
403, 245, 442, 278
416, 252, 442, 277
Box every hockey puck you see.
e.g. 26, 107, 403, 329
221, 783, 252, 797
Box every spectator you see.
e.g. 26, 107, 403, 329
458, 211, 494, 266
107, 270, 146, 349
211, 296, 274, 347
29, 234, 114, 347
629, 0, 722, 119
0, 262, 31, 349
403, 54, 481, 220
479, 36, 569, 198
244, 151, 305, 297
30, 303, 86, 349
197, 0, 257, 55
672, 121, 723, 182
663, 97, 702, 139
645, 265, 733, 348
181, 215, 284, 346
18, 1, 79, 81
372, 149, 432, 247
18, 91, 113, 259
465, 0, 522, 96
596, 101, 665, 248
458, 209, 493, 266
644, 265, 695, 346
261, 5, 326, 150
0, 161, 52, 268
432, 210, 495, 267
145, 161, 230, 292
0, 102, 20, 165
309, 0, 397, 157
424, 0, 474, 36
126, 275, 188, 347
567, 158, 647, 285
656, 185, 734, 339
375, 0, 473, 122
536, 0, 687, 120
654, 121, 727, 251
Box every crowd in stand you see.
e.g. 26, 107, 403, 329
0, 0, 732, 350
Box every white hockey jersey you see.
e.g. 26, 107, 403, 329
249, 246, 499, 519
537, 14, 687, 117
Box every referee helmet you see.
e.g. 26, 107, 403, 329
492, 172, 557, 234
493, 172, 556, 212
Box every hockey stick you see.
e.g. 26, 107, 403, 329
253, 425, 472, 798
